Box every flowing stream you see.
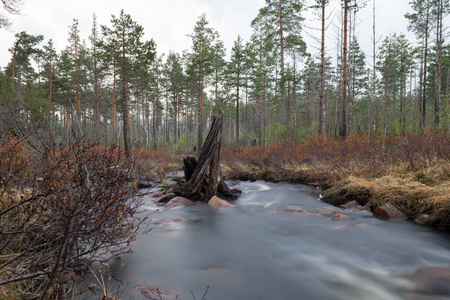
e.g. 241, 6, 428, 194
102, 181, 450, 300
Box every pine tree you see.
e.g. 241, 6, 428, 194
312, 0, 330, 135
101, 10, 155, 157
67, 19, 81, 124
406, 0, 432, 129
40, 39, 57, 104
8, 31, 43, 116
226, 35, 246, 147
90, 13, 101, 138
252, 0, 306, 132
187, 14, 216, 151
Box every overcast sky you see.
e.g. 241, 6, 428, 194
0, 0, 420, 70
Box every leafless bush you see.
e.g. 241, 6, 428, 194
0, 137, 148, 299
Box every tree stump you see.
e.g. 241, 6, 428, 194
172, 111, 241, 201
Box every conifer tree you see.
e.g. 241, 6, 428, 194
188, 14, 216, 151
226, 35, 245, 147
101, 10, 155, 156
252, 0, 306, 131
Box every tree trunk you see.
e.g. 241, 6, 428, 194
11, 43, 17, 113
165, 91, 169, 143
319, 0, 326, 135
75, 44, 80, 123
340, 0, 349, 138
173, 111, 241, 201
94, 54, 99, 139
122, 34, 130, 157
422, 0, 430, 129
152, 69, 158, 149
197, 63, 204, 152
113, 61, 117, 140
236, 68, 240, 147
279, 0, 286, 127
434, 0, 443, 127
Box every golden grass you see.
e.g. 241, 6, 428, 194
220, 142, 450, 227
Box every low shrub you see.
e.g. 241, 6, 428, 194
0, 137, 146, 299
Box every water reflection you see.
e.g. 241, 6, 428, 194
104, 181, 450, 300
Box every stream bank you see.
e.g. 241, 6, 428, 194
220, 163, 450, 229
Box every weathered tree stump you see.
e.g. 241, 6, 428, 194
183, 156, 197, 182
172, 111, 241, 201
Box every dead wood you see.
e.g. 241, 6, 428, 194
171, 111, 241, 201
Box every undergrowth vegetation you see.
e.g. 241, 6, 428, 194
0, 135, 152, 299
222, 128, 450, 228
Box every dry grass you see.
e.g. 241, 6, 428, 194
221, 131, 450, 228
133, 147, 183, 179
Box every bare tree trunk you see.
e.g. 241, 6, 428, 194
197, 64, 204, 152
236, 69, 240, 147
165, 91, 169, 143
371, 0, 377, 137
122, 35, 131, 157
113, 62, 117, 141
319, 0, 326, 135
279, 0, 286, 127
434, 0, 443, 127
11, 43, 17, 114
152, 76, 158, 150
422, 0, 430, 129
340, 0, 349, 138
94, 54, 99, 139
287, 80, 291, 139
173, 111, 241, 201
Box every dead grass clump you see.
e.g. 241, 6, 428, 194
321, 177, 374, 207
366, 174, 449, 221
430, 196, 450, 228
133, 147, 181, 179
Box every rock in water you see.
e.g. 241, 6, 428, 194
269, 208, 319, 217
373, 203, 406, 220
208, 196, 236, 209
410, 267, 450, 296
151, 218, 188, 228
133, 285, 175, 300
329, 213, 351, 221
165, 196, 197, 209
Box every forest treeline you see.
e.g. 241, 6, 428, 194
0, 0, 449, 155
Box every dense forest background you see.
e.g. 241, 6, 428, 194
1, 0, 449, 155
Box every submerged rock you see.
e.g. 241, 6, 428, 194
165, 196, 197, 209
329, 213, 351, 221
315, 206, 344, 215
373, 203, 406, 220
340, 222, 373, 230
341, 200, 369, 211
414, 213, 436, 225
133, 285, 176, 300
208, 196, 236, 209
409, 267, 450, 296
151, 218, 189, 228
269, 208, 319, 217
